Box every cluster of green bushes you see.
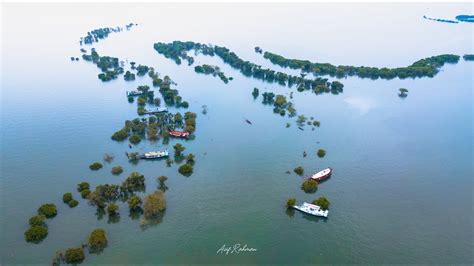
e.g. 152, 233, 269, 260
77, 182, 91, 198
263, 51, 460, 80
63, 193, 79, 208
52, 228, 109, 264
82, 49, 123, 82
89, 162, 103, 170
25, 204, 57, 243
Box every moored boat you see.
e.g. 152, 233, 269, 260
293, 202, 328, 217
310, 167, 332, 182
169, 130, 190, 138
140, 149, 169, 159
126, 90, 153, 97
144, 107, 168, 114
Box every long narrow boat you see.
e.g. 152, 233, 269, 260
169, 130, 190, 138
144, 107, 168, 114
293, 202, 328, 218
126, 90, 154, 97
310, 167, 332, 182
140, 150, 169, 159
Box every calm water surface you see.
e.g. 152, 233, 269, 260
1, 3, 473, 264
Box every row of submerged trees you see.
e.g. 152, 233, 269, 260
153, 41, 343, 94
80, 23, 137, 45
262, 51, 460, 80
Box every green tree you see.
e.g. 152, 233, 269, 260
80, 189, 91, 199
129, 134, 142, 144
173, 143, 185, 157
186, 153, 195, 164
29, 215, 46, 226
64, 248, 85, 264
25, 226, 48, 242
107, 203, 119, 216
68, 200, 79, 208
301, 179, 318, 193
111, 166, 123, 175
122, 172, 145, 192
38, 204, 57, 218
77, 182, 90, 192
143, 190, 166, 219
286, 198, 296, 208
178, 163, 194, 176
63, 193, 73, 203
127, 195, 142, 210
157, 175, 168, 187
88, 228, 108, 253
312, 197, 330, 210
89, 162, 103, 170
294, 166, 304, 176
317, 149, 326, 158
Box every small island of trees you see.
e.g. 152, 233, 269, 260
317, 149, 326, 158
89, 162, 103, 170
463, 54, 474, 61
194, 64, 231, 83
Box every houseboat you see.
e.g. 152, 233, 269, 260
144, 107, 168, 114
293, 202, 328, 218
169, 130, 190, 138
140, 150, 169, 159
310, 167, 332, 182
126, 90, 154, 97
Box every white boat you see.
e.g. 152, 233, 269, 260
310, 167, 332, 182
145, 107, 168, 114
141, 149, 169, 159
293, 202, 328, 217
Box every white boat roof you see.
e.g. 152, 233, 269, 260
311, 167, 331, 179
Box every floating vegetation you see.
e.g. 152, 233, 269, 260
153, 41, 338, 92
194, 64, 231, 83
80, 23, 137, 45
286, 198, 296, 208
262, 50, 460, 80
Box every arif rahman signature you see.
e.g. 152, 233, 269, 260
216, 243, 258, 255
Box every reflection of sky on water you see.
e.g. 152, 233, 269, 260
344, 96, 378, 115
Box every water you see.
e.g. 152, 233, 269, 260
1, 3, 473, 264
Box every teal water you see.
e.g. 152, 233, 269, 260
1, 3, 473, 264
